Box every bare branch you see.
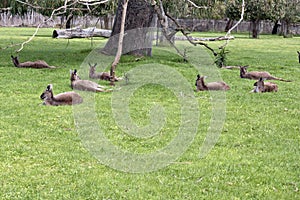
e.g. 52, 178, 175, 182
220, 0, 245, 49
225, 0, 245, 37
11, 0, 109, 53
185, 0, 209, 9
110, 0, 129, 86
78, 0, 110, 6
15, 0, 43, 9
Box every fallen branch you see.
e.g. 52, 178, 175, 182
52, 27, 112, 39
175, 35, 234, 41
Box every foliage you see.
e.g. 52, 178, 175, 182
214, 47, 229, 68
0, 28, 300, 200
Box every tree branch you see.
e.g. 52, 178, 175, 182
185, 0, 209, 9
220, 0, 245, 49
10, 0, 109, 53
110, 0, 129, 86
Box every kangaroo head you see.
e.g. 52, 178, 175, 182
239, 66, 248, 76
40, 84, 53, 100
70, 69, 80, 81
195, 75, 208, 90
11, 55, 19, 67
195, 74, 201, 86
253, 77, 266, 92
89, 63, 97, 73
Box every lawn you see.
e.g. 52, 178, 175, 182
0, 27, 299, 199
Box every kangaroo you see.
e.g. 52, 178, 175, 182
252, 77, 278, 93
195, 74, 230, 91
239, 66, 291, 82
11, 55, 56, 69
89, 63, 111, 81
40, 84, 83, 106
89, 63, 121, 81
297, 51, 300, 63
70, 69, 110, 92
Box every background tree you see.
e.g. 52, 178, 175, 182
277, 0, 300, 37
102, 0, 155, 56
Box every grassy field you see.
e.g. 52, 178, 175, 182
0, 27, 299, 199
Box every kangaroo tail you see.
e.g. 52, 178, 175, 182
278, 78, 292, 82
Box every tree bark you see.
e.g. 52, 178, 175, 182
102, 0, 155, 56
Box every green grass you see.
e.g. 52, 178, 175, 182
0, 27, 299, 199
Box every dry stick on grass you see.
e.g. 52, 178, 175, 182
110, 0, 129, 86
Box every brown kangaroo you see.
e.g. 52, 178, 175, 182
11, 55, 56, 69
195, 74, 230, 91
40, 84, 83, 106
239, 66, 291, 82
252, 77, 278, 93
89, 63, 121, 81
70, 69, 111, 92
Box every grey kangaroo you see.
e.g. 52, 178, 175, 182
11, 55, 56, 69
40, 84, 83, 106
70, 69, 111, 92
239, 66, 291, 82
252, 77, 278, 93
195, 74, 230, 91
89, 63, 121, 81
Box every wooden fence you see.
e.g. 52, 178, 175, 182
1, 10, 300, 35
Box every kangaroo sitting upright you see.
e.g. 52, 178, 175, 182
40, 84, 83, 106
195, 74, 230, 91
252, 77, 278, 93
11, 55, 56, 69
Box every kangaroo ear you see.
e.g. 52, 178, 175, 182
70, 69, 73, 75
74, 69, 77, 74
197, 74, 200, 78
297, 51, 300, 54
46, 84, 53, 91
253, 81, 258, 86
88, 62, 91, 67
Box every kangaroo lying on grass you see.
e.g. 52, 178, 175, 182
71, 69, 111, 92
239, 66, 291, 82
89, 63, 121, 81
195, 74, 230, 91
11, 55, 56, 69
40, 84, 83, 106
252, 77, 278, 93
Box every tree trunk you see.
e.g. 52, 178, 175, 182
251, 19, 260, 38
225, 19, 234, 32
102, 0, 155, 56
272, 20, 280, 35
66, 14, 73, 29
